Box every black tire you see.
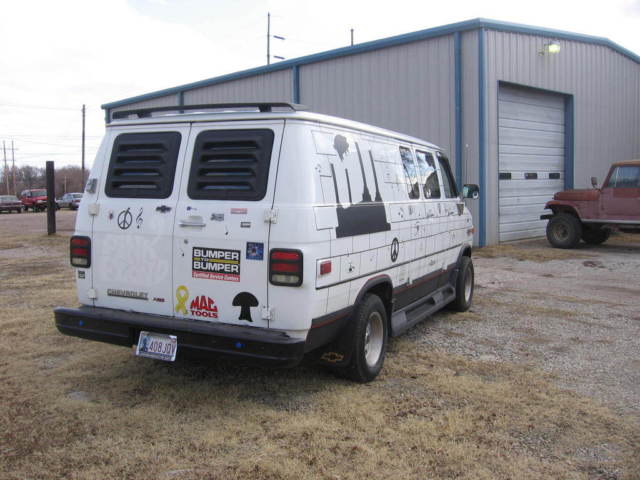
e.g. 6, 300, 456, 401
338, 294, 388, 383
546, 213, 582, 249
16, 208, 21, 214
447, 256, 474, 312
581, 226, 610, 245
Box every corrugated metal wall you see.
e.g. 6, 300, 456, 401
484, 29, 640, 244
183, 70, 292, 104
109, 69, 293, 118
298, 36, 457, 165
460, 31, 480, 245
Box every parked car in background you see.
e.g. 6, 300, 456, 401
0, 195, 23, 213
541, 160, 640, 248
20, 189, 49, 212
58, 192, 83, 210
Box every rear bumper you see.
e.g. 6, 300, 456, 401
54, 306, 306, 367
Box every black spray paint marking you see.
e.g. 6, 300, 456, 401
232, 292, 258, 322
136, 207, 143, 229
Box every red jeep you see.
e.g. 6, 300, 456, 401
20, 189, 49, 212
541, 160, 640, 248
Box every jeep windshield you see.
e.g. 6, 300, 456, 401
31, 190, 47, 197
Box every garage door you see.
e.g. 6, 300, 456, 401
498, 84, 565, 242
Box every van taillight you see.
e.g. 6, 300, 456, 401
269, 249, 303, 286
70, 236, 91, 268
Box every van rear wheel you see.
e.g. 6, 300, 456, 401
447, 256, 474, 312
338, 294, 388, 383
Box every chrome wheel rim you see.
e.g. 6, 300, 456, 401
364, 311, 384, 367
464, 268, 473, 303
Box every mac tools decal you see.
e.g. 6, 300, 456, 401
192, 247, 241, 282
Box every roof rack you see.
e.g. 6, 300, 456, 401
110, 102, 308, 121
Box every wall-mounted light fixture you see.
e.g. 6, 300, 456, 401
540, 42, 561, 55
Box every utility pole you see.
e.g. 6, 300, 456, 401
267, 12, 271, 65
46, 161, 56, 235
81, 104, 86, 184
11, 141, 16, 195
2, 141, 8, 195
266, 12, 285, 64
351, 28, 354, 46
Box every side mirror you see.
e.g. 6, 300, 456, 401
462, 184, 480, 200
591, 177, 598, 188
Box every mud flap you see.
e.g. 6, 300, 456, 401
306, 312, 355, 367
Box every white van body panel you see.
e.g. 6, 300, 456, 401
74, 135, 110, 306
63, 107, 474, 370
90, 124, 192, 315
171, 120, 284, 328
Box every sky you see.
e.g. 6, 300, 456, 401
1, 0, 639, 170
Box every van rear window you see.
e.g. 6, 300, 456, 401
105, 132, 181, 199
188, 129, 274, 201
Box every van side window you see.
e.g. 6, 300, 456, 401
399, 147, 420, 199
436, 152, 458, 198
188, 129, 275, 201
105, 132, 182, 199
415, 150, 441, 199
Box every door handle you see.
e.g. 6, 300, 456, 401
179, 219, 206, 228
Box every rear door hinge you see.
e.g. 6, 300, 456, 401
261, 305, 274, 321
264, 208, 278, 224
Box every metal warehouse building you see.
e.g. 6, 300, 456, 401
103, 18, 640, 246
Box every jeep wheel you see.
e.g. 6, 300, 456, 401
339, 294, 388, 383
582, 227, 610, 245
546, 213, 582, 249
447, 256, 474, 312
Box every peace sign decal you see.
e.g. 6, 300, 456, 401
117, 208, 133, 230
390, 237, 399, 263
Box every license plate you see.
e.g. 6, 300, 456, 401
135, 331, 177, 362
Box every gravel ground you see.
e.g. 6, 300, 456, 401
2, 210, 638, 419
410, 235, 640, 418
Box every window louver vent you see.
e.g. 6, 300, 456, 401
188, 129, 275, 201
105, 132, 181, 199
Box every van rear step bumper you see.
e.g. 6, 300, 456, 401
53, 306, 305, 367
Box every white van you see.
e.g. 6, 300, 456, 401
55, 103, 478, 382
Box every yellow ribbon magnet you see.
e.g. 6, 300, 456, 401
175, 285, 189, 314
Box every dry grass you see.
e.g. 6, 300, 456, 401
473, 232, 640, 262
1, 233, 640, 479
473, 242, 592, 262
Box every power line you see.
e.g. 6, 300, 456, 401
5, 138, 100, 148
0, 134, 103, 138
0, 103, 82, 112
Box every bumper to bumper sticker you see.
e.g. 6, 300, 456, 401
192, 246, 241, 282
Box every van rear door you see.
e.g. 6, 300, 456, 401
92, 124, 191, 315
172, 121, 283, 328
